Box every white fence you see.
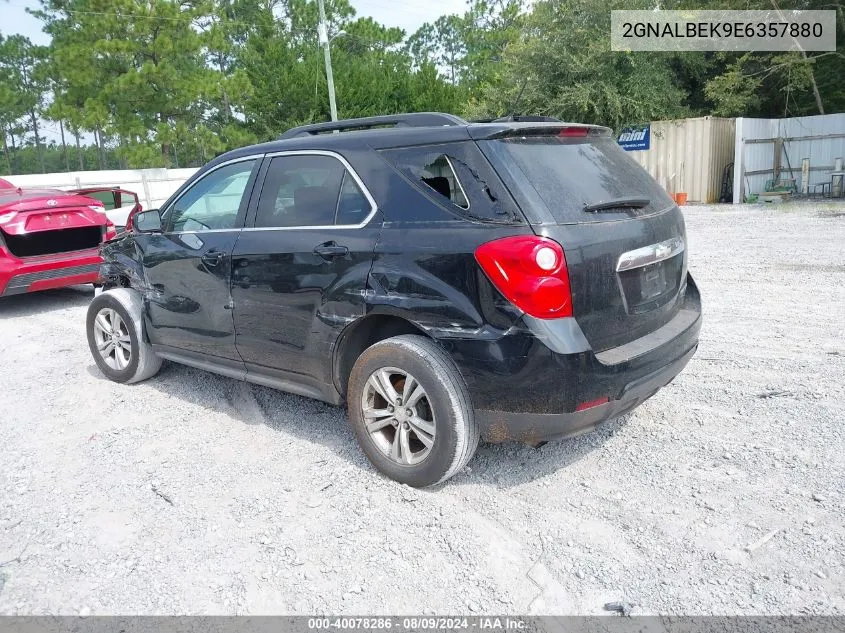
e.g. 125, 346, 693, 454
0, 167, 198, 210
732, 113, 845, 203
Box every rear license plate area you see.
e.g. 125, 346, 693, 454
639, 263, 666, 300
618, 255, 682, 314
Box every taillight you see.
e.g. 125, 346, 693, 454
576, 396, 609, 412
474, 236, 573, 319
559, 127, 589, 137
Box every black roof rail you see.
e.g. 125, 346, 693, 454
279, 112, 467, 141
279, 112, 467, 139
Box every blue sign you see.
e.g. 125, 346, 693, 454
617, 124, 650, 151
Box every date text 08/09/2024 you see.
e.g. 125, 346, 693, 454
307, 618, 527, 630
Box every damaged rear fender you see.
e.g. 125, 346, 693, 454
98, 239, 148, 292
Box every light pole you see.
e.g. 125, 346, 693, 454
316, 0, 339, 121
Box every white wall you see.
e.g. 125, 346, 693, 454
0, 167, 198, 210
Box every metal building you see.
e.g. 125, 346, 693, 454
628, 116, 736, 204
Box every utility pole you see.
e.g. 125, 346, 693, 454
317, 0, 338, 122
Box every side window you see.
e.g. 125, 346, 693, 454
335, 171, 371, 226
254, 154, 372, 228
163, 160, 256, 232
381, 143, 523, 223
116, 190, 139, 209
85, 190, 119, 210
420, 155, 469, 209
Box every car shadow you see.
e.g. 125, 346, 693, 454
448, 416, 628, 490
0, 285, 92, 317
95, 360, 371, 470
88, 356, 624, 489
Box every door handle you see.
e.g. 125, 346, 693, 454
313, 242, 349, 259
201, 250, 225, 267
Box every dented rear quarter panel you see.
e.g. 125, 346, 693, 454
359, 148, 549, 419
98, 235, 149, 293
361, 144, 532, 341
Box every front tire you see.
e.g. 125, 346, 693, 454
86, 291, 161, 384
347, 335, 479, 487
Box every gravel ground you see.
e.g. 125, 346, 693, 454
1, 201, 843, 616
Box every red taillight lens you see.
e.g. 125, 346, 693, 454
559, 127, 589, 137
474, 236, 573, 319
575, 396, 609, 412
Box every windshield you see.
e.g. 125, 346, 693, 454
480, 136, 674, 224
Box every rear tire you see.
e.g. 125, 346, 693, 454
86, 291, 161, 384
347, 335, 478, 487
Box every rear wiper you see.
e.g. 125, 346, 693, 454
584, 197, 651, 212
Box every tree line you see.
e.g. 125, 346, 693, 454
1, 0, 843, 175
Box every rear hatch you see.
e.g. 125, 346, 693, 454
475, 126, 688, 353
0, 189, 109, 258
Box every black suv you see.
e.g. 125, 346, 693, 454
87, 112, 701, 487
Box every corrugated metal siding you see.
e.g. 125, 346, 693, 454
630, 117, 735, 203
710, 118, 736, 202
736, 113, 845, 200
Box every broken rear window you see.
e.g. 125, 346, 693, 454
380, 142, 522, 224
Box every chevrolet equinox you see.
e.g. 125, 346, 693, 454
87, 113, 702, 487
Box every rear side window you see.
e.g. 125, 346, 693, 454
254, 154, 372, 228
479, 136, 674, 224
417, 154, 469, 209
380, 142, 522, 224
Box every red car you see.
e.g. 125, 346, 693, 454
0, 179, 118, 296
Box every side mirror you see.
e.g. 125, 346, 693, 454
133, 209, 162, 233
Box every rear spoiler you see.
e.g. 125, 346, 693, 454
470, 115, 563, 123
467, 123, 612, 141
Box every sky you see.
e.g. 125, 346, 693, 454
1, 0, 469, 45
1, 0, 468, 142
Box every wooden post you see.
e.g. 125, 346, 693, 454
140, 171, 153, 209
772, 137, 783, 186
733, 118, 744, 204
801, 158, 810, 194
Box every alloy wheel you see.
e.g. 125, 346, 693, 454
92, 308, 132, 371
361, 367, 436, 466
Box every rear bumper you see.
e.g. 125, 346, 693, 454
442, 275, 702, 443
476, 343, 697, 443
0, 248, 102, 296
